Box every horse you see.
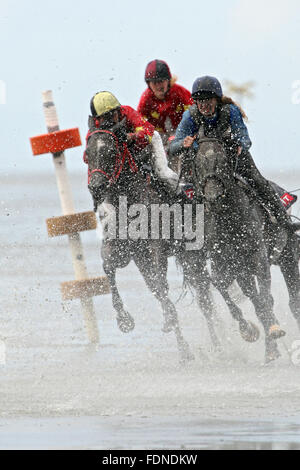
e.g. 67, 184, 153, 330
188, 135, 287, 363
256, 194, 300, 332
231, 177, 300, 332
84, 123, 195, 363
157, 134, 257, 349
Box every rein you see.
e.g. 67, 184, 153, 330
83, 129, 138, 185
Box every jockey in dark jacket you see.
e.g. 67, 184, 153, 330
170, 76, 298, 231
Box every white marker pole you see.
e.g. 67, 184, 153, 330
42, 90, 99, 344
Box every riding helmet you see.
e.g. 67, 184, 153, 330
144, 60, 171, 83
191, 76, 223, 100
90, 91, 121, 117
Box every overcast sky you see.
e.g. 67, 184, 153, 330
1, 0, 300, 176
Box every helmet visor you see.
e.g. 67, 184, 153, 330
192, 90, 217, 101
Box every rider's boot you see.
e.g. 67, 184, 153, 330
261, 183, 300, 233
236, 151, 300, 233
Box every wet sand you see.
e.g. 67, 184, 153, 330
1, 170, 300, 449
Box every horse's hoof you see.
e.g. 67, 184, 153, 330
212, 342, 223, 355
211, 335, 221, 350
179, 343, 195, 364
187, 351, 195, 361
179, 352, 195, 366
268, 324, 286, 340
239, 321, 260, 343
162, 322, 175, 334
117, 312, 135, 333
265, 347, 281, 364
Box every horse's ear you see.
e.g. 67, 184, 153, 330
111, 117, 125, 132
89, 115, 100, 128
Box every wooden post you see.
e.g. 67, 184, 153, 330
41, 90, 100, 344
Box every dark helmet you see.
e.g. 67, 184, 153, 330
191, 76, 223, 100
90, 91, 120, 117
145, 60, 171, 83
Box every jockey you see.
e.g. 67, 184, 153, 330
85, 91, 179, 197
137, 60, 193, 142
170, 76, 297, 231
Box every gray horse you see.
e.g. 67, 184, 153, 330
189, 136, 286, 363
85, 124, 195, 362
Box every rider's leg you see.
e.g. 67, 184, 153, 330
236, 150, 296, 231
150, 131, 179, 193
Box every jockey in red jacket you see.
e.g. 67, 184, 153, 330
137, 60, 193, 139
85, 91, 179, 195
89, 90, 154, 150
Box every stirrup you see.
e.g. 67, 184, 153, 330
268, 324, 286, 339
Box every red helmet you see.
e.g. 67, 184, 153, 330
145, 60, 171, 83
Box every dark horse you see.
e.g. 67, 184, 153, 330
189, 136, 288, 363
84, 124, 196, 362
232, 177, 300, 333
257, 194, 300, 332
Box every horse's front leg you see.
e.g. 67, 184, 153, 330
278, 238, 300, 332
133, 242, 177, 333
102, 241, 135, 333
133, 243, 194, 363
212, 270, 260, 344
176, 249, 220, 349
255, 255, 286, 363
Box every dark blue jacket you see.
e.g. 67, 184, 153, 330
170, 104, 252, 155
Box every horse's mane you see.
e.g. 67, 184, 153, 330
221, 96, 248, 120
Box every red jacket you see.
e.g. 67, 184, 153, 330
137, 83, 193, 135
120, 105, 154, 149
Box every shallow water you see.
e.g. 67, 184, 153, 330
1, 169, 300, 449
1, 415, 300, 450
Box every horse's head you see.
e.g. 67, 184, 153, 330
193, 136, 233, 204
86, 119, 130, 205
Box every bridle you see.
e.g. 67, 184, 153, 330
193, 137, 229, 201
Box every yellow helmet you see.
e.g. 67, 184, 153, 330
90, 91, 121, 117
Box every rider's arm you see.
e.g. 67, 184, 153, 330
169, 110, 198, 156
121, 105, 155, 149
229, 105, 252, 152
151, 131, 179, 191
